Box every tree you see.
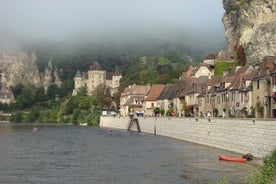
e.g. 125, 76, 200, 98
153, 107, 161, 116
92, 84, 112, 110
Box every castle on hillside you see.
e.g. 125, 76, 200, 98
72, 62, 122, 96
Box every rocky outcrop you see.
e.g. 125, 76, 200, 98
0, 51, 41, 88
0, 49, 62, 95
222, 0, 276, 65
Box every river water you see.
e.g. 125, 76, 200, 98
0, 124, 256, 184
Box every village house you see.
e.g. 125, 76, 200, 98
201, 75, 222, 117
119, 84, 150, 117
271, 70, 276, 118
156, 84, 176, 116
175, 63, 214, 117
119, 55, 276, 119
0, 91, 14, 104
72, 62, 122, 96
143, 84, 165, 116
252, 56, 276, 118
203, 54, 216, 69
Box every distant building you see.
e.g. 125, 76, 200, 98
72, 62, 122, 96
143, 84, 165, 116
120, 84, 150, 116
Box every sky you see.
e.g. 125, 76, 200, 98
0, 0, 225, 44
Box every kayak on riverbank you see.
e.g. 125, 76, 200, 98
219, 155, 247, 163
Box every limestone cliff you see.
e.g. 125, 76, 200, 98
222, 0, 276, 65
0, 49, 62, 94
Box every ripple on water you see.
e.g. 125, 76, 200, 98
0, 125, 256, 184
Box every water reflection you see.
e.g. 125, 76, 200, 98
0, 124, 256, 184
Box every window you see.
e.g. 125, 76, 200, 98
257, 80, 260, 89
206, 95, 209, 103
217, 96, 220, 104
244, 92, 248, 102
231, 92, 235, 101
273, 76, 276, 85
222, 93, 225, 102
199, 100, 202, 106
151, 103, 154, 107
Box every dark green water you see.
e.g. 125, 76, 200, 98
0, 124, 256, 184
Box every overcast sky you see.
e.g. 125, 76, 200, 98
0, 0, 225, 43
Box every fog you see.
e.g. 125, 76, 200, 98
0, 0, 226, 48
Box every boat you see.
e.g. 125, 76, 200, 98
219, 155, 247, 163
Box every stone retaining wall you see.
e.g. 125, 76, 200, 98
100, 116, 276, 158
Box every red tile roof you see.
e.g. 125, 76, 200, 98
122, 84, 149, 95
145, 84, 165, 101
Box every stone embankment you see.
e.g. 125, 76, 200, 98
100, 116, 276, 158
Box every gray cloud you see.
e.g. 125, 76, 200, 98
0, 0, 225, 44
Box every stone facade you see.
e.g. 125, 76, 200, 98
73, 62, 122, 96
101, 116, 276, 158
119, 84, 150, 116
120, 55, 275, 119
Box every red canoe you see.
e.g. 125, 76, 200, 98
219, 155, 247, 163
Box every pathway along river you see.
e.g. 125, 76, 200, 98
0, 124, 257, 184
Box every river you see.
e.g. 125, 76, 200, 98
0, 124, 256, 184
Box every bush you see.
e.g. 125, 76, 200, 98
214, 61, 239, 76
246, 149, 276, 184
216, 178, 228, 184
10, 112, 23, 123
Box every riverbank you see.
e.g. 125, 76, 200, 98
100, 116, 276, 159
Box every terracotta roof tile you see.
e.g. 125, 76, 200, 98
145, 84, 165, 101
122, 84, 149, 95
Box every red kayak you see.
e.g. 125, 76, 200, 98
219, 155, 247, 163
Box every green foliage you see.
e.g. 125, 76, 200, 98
166, 108, 174, 116
256, 102, 264, 118
216, 149, 276, 184
26, 106, 41, 122
92, 84, 112, 110
216, 178, 229, 184
0, 102, 8, 111
70, 109, 80, 125
10, 112, 23, 123
246, 149, 276, 184
214, 61, 239, 76
153, 107, 161, 116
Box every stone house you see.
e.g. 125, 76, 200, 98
271, 70, 276, 118
191, 63, 214, 78
203, 54, 216, 69
199, 75, 222, 117
156, 84, 175, 116
184, 77, 208, 117
119, 84, 150, 117
175, 63, 214, 117
0, 91, 14, 104
252, 56, 276, 118
143, 84, 165, 116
